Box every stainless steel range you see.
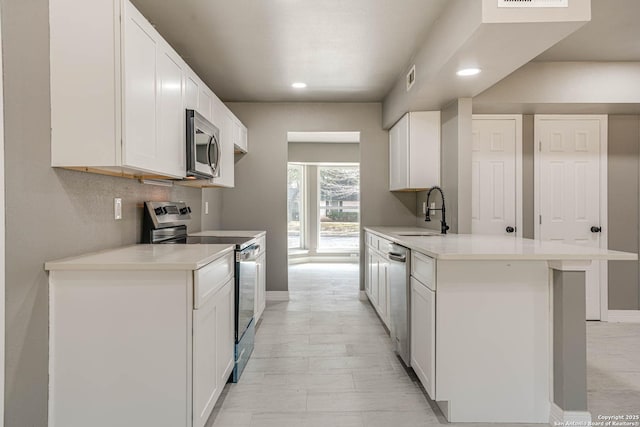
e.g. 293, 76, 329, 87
142, 201, 257, 382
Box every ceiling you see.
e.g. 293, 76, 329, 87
132, 0, 639, 105
131, 0, 449, 102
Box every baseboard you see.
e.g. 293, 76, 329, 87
607, 310, 640, 323
359, 291, 368, 301
550, 403, 591, 426
266, 291, 289, 301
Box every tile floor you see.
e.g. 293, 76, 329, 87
209, 263, 640, 427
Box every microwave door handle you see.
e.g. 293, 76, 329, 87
213, 137, 220, 177
207, 135, 220, 178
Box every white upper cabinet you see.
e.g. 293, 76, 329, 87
211, 96, 235, 188
389, 111, 441, 191
232, 117, 248, 153
50, 0, 247, 183
51, 0, 186, 178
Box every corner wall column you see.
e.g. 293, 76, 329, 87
548, 261, 591, 425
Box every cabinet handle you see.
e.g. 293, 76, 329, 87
590, 226, 602, 233
506, 226, 515, 233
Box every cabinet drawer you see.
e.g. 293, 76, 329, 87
367, 232, 392, 252
411, 252, 435, 291
194, 252, 234, 308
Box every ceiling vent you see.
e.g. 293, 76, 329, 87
406, 65, 416, 92
498, 0, 568, 7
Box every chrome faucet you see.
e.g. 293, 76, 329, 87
425, 186, 450, 234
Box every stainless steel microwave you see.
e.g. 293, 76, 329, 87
186, 109, 221, 179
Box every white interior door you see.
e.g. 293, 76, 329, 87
535, 115, 608, 320
471, 115, 522, 236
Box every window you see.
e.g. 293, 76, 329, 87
287, 164, 304, 249
318, 166, 360, 250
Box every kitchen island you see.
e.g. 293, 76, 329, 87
364, 226, 636, 425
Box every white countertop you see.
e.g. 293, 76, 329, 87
189, 230, 266, 238
365, 226, 637, 261
45, 244, 235, 271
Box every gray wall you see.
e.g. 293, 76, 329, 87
416, 99, 472, 233
288, 142, 359, 163
522, 115, 535, 239
607, 116, 640, 310
221, 103, 416, 292
1, 1, 206, 425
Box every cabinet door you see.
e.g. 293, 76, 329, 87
185, 73, 199, 110
389, 114, 409, 191
378, 259, 390, 326
364, 246, 372, 296
370, 253, 380, 307
122, 1, 158, 173
198, 88, 212, 122
192, 296, 218, 427
411, 277, 436, 399
156, 47, 186, 178
255, 252, 266, 322
408, 111, 440, 189
216, 279, 234, 387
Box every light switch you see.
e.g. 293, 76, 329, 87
205, 202, 209, 215
114, 198, 122, 220
422, 202, 427, 214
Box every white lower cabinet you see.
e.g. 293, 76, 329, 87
364, 232, 391, 328
48, 252, 235, 427
410, 276, 436, 399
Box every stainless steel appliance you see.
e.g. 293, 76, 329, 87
387, 243, 412, 366
142, 201, 256, 382
186, 109, 221, 179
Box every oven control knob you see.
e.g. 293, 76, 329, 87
154, 207, 166, 216
180, 207, 190, 215
187, 206, 192, 213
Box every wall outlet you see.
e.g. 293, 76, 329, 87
205, 202, 209, 215
114, 198, 122, 220
422, 202, 427, 214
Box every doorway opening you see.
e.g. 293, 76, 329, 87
286, 131, 361, 298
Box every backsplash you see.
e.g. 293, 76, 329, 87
415, 190, 442, 232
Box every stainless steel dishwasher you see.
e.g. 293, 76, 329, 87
386, 243, 411, 366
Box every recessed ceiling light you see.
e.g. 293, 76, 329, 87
292, 82, 307, 89
456, 68, 481, 77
